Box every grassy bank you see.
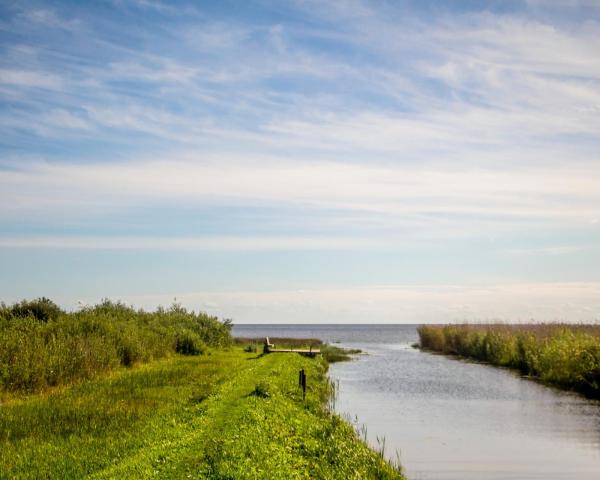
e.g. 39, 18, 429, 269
0, 298, 231, 394
418, 323, 600, 398
0, 348, 404, 479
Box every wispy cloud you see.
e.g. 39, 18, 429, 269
1, 1, 600, 320
0, 69, 64, 89
2, 157, 598, 232
507, 245, 588, 256
18, 8, 82, 31
0, 234, 388, 251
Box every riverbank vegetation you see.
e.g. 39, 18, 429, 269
0, 298, 231, 395
0, 298, 402, 478
418, 323, 600, 398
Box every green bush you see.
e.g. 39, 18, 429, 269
175, 329, 205, 355
0, 298, 232, 393
6, 297, 64, 322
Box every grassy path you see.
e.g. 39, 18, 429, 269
0, 350, 403, 479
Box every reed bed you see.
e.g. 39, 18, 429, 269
418, 323, 600, 398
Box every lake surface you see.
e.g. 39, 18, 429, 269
232, 324, 600, 479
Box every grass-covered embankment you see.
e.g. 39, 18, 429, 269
418, 323, 600, 398
0, 348, 404, 479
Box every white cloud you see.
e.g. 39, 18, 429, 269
20, 9, 81, 31
2, 157, 598, 229
41, 109, 93, 131
507, 245, 587, 256
0, 69, 64, 89
0, 234, 387, 251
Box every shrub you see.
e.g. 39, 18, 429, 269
175, 329, 205, 355
7, 297, 64, 322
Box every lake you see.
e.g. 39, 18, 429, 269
232, 324, 600, 480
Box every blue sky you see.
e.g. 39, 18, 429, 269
1, 0, 600, 322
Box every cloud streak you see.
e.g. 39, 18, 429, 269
0, 234, 389, 251
2, 157, 598, 233
78, 282, 600, 323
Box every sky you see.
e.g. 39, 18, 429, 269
1, 0, 600, 323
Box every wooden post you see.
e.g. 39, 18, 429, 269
299, 369, 306, 400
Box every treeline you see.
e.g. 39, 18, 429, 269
0, 298, 232, 393
418, 324, 600, 398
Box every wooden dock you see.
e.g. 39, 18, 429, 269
263, 337, 321, 356
268, 348, 321, 354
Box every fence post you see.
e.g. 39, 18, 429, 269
299, 369, 306, 401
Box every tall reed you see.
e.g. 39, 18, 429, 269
418, 323, 600, 398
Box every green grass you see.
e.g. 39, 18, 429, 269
319, 344, 362, 363
418, 323, 600, 398
0, 348, 404, 479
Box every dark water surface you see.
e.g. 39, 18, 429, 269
232, 324, 600, 479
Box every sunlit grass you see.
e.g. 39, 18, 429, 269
0, 348, 403, 479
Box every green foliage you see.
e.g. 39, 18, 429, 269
416, 325, 445, 352
175, 329, 206, 355
418, 323, 600, 398
250, 380, 271, 398
321, 344, 362, 363
3, 297, 64, 322
0, 298, 231, 393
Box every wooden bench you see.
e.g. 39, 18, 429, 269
263, 337, 275, 353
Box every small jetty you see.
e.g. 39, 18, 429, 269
263, 337, 321, 357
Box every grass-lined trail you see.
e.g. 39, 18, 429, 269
0, 349, 403, 479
